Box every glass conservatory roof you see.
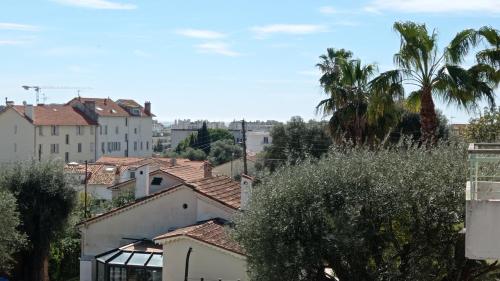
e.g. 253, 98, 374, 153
96, 241, 163, 268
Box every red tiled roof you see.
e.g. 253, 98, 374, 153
187, 176, 241, 209
68, 97, 130, 117
154, 219, 244, 255
65, 163, 118, 185
116, 99, 154, 117
12, 104, 96, 126
158, 165, 205, 182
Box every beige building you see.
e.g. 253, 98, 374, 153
78, 164, 251, 281
0, 103, 97, 163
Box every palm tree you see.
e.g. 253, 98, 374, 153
371, 22, 499, 143
316, 49, 400, 144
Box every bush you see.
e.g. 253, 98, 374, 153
234, 141, 499, 281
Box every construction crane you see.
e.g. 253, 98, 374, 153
21, 85, 92, 104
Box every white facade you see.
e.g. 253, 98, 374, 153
0, 106, 97, 163
246, 131, 272, 153
95, 116, 152, 158
79, 185, 236, 280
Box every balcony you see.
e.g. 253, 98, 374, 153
465, 143, 500, 260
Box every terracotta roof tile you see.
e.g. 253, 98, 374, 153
12, 104, 96, 126
116, 99, 154, 117
68, 97, 130, 117
65, 163, 118, 185
154, 219, 244, 255
187, 176, 241, 209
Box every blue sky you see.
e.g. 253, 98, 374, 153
0, 0, 498, 123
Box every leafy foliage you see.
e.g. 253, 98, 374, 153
0, 188, 26, 274
175, 125, 236, 159
465, 107, 500, 142
208, 128, 235, 142
208, 139, 243, 166
0, 161, 77, 281
261, 116, 331, 172
234, 142, 500, 281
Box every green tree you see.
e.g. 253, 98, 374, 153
208, 139, 243, 166
182, 147, 207, 161
196, 122, 211, 154
262, 117, 331, 172
208, 128, 235, 142
371, 22, 498, 143
317, 49, 400, 145
1, 161, 76, 281
0, 188, 26, 274
234, 142, 500, 281
465, 107, 500, 142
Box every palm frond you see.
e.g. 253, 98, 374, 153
445, 29, 478, 64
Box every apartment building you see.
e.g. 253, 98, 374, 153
69, 97, 154, 158
0, 103, 97, 163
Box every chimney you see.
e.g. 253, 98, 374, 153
84, 100, 96, 113
25, 104, 35, 121
114, 166, 121, 185
170, 157, 177, 166
134, 165, 150, 199
203, 161, 212, 178
240, 174, 253, 210
144, 101, 151, 115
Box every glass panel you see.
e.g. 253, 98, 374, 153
97, 261, 105, 281
150, 269, 162, 281
108, 252, 132, 265
146, 254, 163, 268
97, 250, 120, 263
127, 253, 152, 266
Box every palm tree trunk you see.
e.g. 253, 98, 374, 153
419, 87, 438, 144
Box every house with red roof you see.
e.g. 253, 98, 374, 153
78, 165, 253, 281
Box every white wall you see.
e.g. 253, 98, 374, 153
196, 196, 235, 222
0, 108, 35, 163
246, 131, 272, 153
466, 200, 500, 259
161, 238, 247, 281
36, 125, 97, 163
95, 116, 152, 159
149, 172, 183, 194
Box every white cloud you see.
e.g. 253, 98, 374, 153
251, 24, 328, 38
319, 6, 337, 14
51, 0, 136, 10
133, 49, 152, 58
0, 40, 30, 46
365, 0, 500, 13
176, 29, 226, 39
196, 42, 240, 57
0, 23, 40, 31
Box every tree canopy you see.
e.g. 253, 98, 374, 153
1, 161, 77, 281
0, 188, 26, 274
465, 107, 500, 142
208, 139, 243, 166
234, 141, 500, 281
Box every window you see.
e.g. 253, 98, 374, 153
134, 128, 137, 134
38, 144, 42, 160
109, 266, 126, 281
134, 142, 137, 151
90, 126, 94, 135
263, 136, 269, 144
66, 134, 70, 145
101, 142, 105, 154
115, 126, 119, 134
78, 143, 82, 153
39, 127, 43, 136
107, 142, 121, 152
65, 152, 69, 163
50, 144, 59, 154
90, 143, 95, 153
105, 125, 108, 135
76, 126, 83, 135
140, 142, 143, 150
51, 125, 59, 136
14, 125, 17, 134
151, 177, 162, 185
125, 118, 128, 126
130, 171, 135, 179
100, 126, 102, 135
146, 141, 149, 150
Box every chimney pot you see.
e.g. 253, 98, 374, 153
170, 158, 177, 166
203, 161, 212, 178
144, 101, 151, 115
25, 104, 35, 121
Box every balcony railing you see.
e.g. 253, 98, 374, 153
467, 143, 500, 201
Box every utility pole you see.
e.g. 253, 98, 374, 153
84, 160, 88, 218
242, 119, 248, 175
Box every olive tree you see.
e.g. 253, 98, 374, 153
234, 142, 500, 281
0, 188, 26, 274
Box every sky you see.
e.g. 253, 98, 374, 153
0, 0, 499, 123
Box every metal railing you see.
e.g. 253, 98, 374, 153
468, 143, 500, 201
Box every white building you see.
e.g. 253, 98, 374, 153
78, 165, 251, 281
0, 103, 98, 163
69, 97, 154, 158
